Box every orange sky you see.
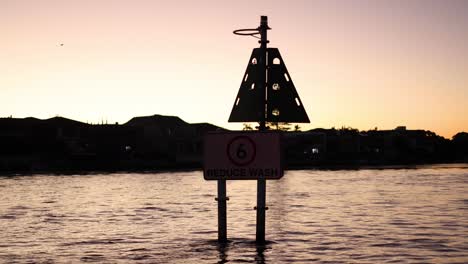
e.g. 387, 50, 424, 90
1, 0, 467, 138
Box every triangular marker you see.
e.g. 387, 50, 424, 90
228, 48, 310, 123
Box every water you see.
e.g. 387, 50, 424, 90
1, 165, 467, 263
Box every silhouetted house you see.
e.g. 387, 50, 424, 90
453, 132, 468, 162
0, 117, 89, 170
124, 115, 189, 163
45, 117, 86, 139
75, 123, 140, 169
361, 130, 395, 163
41, 117, 90, 158
315, 128, 360, 165
191, 122, 227, 159
0, 117, 41, 155
0, 117, 41, 170
283, 129, 327, 166
361, 126, 451, 164
336, 128, 361, 154
124, 115, 224, 167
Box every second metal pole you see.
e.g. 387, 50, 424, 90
256, 178, 266, 243
217, 179, 227, 243
256, 15, 269, 244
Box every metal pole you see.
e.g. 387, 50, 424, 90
256, 178, 266, 243
217, 179, 227, 243
256, 15, 269, 244
258, 15, 269, 131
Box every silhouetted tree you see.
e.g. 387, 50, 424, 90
268, 122, 291, 131
242, 123, 253, 131
339, 126, 359, 133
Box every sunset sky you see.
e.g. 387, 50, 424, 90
2, 0, 467, 138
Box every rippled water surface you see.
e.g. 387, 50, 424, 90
1, 165, 467, 263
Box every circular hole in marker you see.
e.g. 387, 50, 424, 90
251, 58, 257, 65
250, 83, 255, 90
272, 83, 280, 90
272, 109, 280, 116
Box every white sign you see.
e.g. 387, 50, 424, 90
204, 132, 283, 180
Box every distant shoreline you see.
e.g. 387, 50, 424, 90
1, 115, 467, 175
1, 163, 467, 177
287, 162, 468, 171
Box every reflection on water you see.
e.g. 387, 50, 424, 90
0, 165, 467, 263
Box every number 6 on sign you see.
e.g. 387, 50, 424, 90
237, 144, 247, 159
227, 136, 256, 166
